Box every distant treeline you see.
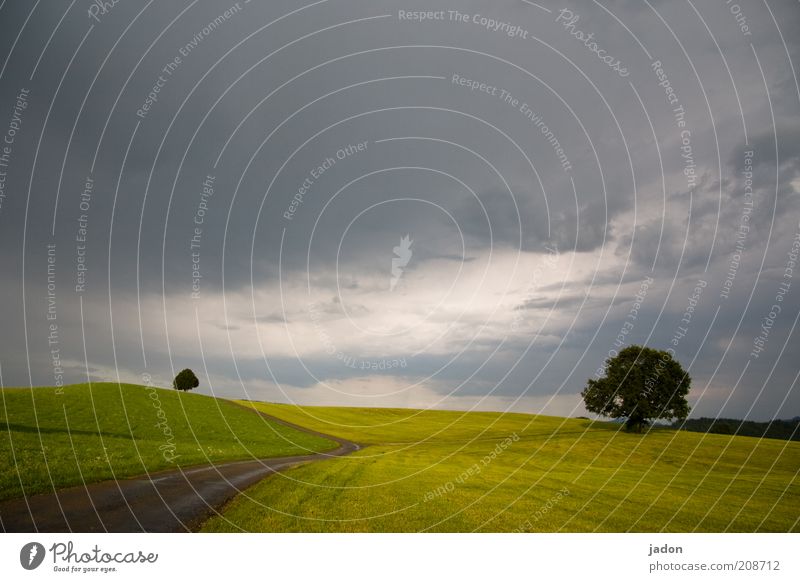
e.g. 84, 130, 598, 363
672, 417, 800, 442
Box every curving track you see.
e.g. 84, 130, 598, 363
0, 407, 359, 532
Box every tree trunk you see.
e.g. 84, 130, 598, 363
626, 416, 646, 433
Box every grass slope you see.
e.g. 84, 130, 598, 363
202, 402, 800, 532
0, 384, 335, 502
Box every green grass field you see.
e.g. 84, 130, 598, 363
202, 402, 800, 532
0, 384, 336, 501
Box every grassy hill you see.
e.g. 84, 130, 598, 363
0, 384, 335, 501
202, 402, 800, 532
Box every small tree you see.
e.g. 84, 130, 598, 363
173, 368, 199, 392
582, 345, 690, 432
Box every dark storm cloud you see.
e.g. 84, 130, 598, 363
1, 0, 799, 419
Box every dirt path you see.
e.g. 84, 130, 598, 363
0, 406, 359, 532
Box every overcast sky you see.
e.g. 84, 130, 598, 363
1, 0, 799, 420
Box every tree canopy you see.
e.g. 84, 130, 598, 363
173, 368, 199, 392
582, 345, 691, 432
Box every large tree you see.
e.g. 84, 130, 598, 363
173, 368, 199, 392
582, 345, 691, 432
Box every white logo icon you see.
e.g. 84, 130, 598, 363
390, 235, 413, 291
20, 542, 45, 570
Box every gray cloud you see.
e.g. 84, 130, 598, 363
1, 0, 799, 421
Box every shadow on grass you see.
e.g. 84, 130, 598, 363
580, 420, 678, 434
